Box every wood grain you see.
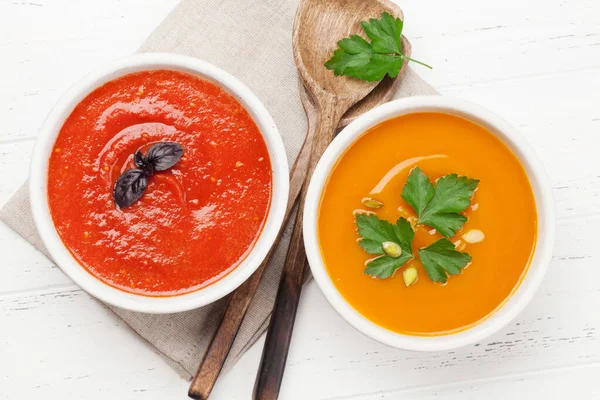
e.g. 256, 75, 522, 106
3, 0, 600, 399
253, 101, 343, 400
253, 1, 409, 398
188, 80, 318, 400
188, 34, 411, 400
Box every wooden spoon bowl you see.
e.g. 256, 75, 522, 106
294, 0, 405, 110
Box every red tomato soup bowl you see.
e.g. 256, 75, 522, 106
303, 96, 555, 351
30, 53, 289, 313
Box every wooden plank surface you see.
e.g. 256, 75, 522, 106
1, 0, 599, 399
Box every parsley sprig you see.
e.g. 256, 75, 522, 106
402, 167, 479, 238
356, 213, 414, 279
355, 167, 478, 284
418, 239, 472, 283
325, 12, 432, 82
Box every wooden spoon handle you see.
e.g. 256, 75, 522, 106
253, 197, 308, 400
188, 86, 317, 400
187, 274, 261, 400
253, 100, 345, 400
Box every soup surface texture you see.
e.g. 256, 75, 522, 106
318, 112, 537, 335
48, 70, 272, 296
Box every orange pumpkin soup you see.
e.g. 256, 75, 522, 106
318, 112, 537, 335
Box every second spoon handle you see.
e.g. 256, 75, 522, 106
253, 196, 308, 400
188, 82, 317, 400
253, 99, 345, 400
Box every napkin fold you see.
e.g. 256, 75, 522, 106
0, 0, 437, 379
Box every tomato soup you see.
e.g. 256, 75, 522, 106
48, 70, 272, 296
318, 112, 537, 335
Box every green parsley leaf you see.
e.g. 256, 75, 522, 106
325, 12, 432, 82
364, 256, 407, 279
356, 54, 404, 82
361, 12, 403, 54
325, 36, 373, 78
418, 238, 472, 283
401, 168, 479, 238
401, 166, 434, 217
420, 174, 480, 237
355, 213, 414, 279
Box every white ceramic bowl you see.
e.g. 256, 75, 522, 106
30, 53, 289, 313
303, 96, 555, 351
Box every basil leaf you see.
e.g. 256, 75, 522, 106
146, 142, 184, 171
113, 169, 147, 208
134, 150, 154, 176
112, 142, 183, 208
134, 150, 145, 169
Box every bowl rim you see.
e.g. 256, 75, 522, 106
303, 95, 555, 351
29, 52, 289, 314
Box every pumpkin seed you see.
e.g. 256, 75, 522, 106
403, 266, 418, 287
361, 197, 384, 209
382, 241, 402, 258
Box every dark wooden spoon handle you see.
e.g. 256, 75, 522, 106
188, 83, 317, 400
253, 194, 308, 400
253, 100, 345, 400
188, 262, 272, 400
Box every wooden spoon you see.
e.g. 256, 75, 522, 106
188, 79, 317, 400
188, 7, 411, 400
253, 1, 407, 399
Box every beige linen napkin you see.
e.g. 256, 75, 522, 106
0, 0, 437, 379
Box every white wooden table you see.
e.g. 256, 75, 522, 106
1, 1, 599, 399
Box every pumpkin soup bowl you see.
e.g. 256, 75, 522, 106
30, 53, 289, 313
303, 96, 555, 351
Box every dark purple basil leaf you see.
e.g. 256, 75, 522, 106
133, 150, 154, 176
146, 142, 184, 171
133, 150, 145, 169
113, 169, 148, 208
